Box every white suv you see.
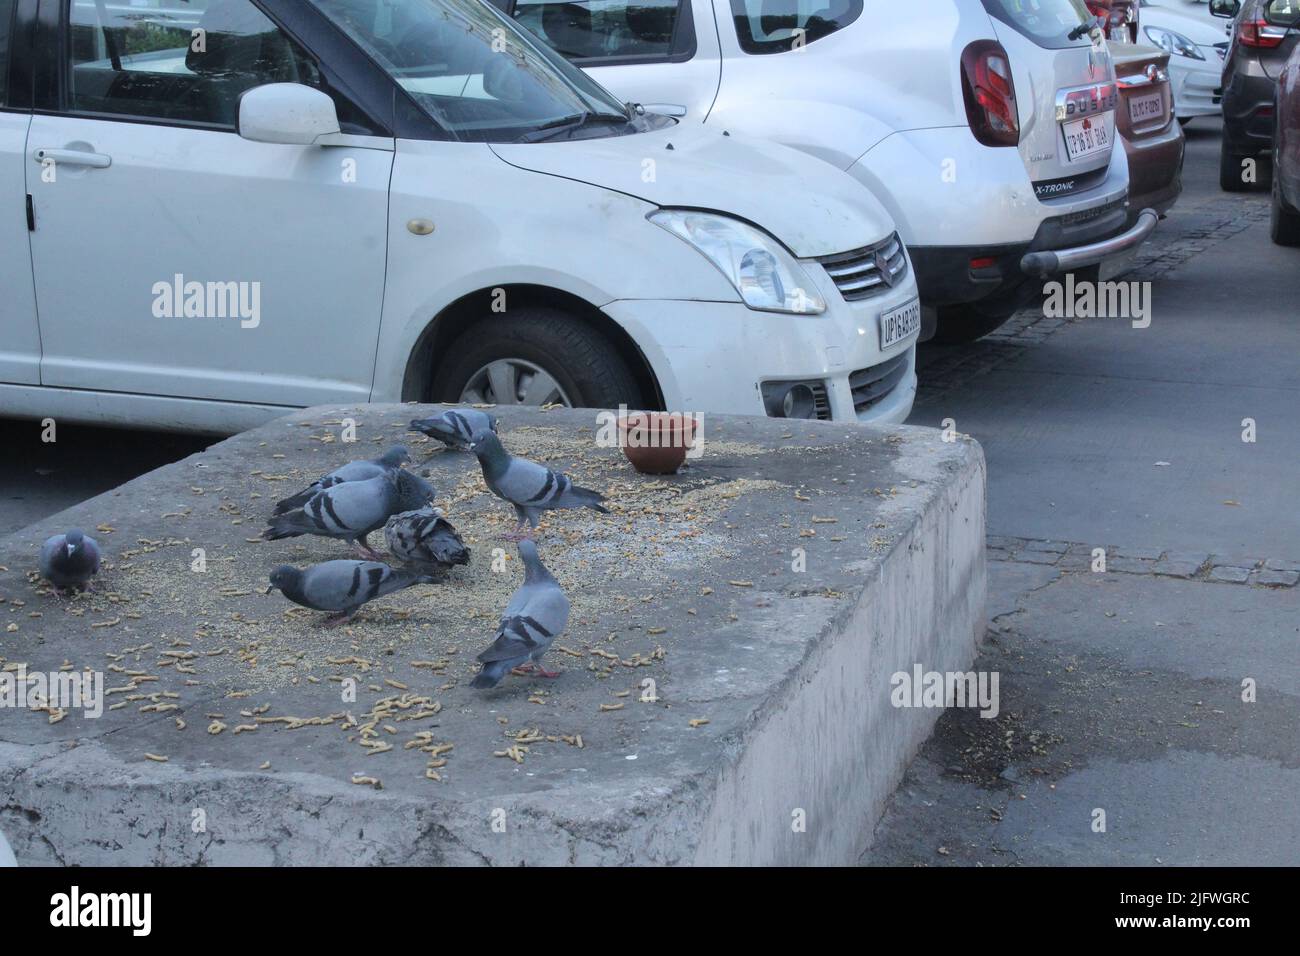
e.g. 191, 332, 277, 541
505, 0, 1160, 342
0, 0, 919, 434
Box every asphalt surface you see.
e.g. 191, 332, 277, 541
1, 117, 1295, 866
864, 117, 1300, 866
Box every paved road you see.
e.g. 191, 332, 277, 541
865, 117, 1300, 866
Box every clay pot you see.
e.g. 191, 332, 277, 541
618, 413, 696, 475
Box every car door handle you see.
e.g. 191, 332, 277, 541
642, 103, 688, 117
32, 148, 112, 169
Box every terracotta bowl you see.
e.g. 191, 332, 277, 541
618, 413, 696, 475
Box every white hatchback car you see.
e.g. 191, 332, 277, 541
504, 0, 1161, 342
0, 0, 919, 434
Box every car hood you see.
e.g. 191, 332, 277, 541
489, 123, 895, 259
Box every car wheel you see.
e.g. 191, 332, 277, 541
1270, 149, 1300, 247
434, 309, 643, 410
929, 303, 1016, 344
1220, 141, 1270, 192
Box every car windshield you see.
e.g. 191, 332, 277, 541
981, 0, 1094, 49
309, 0, 633, 142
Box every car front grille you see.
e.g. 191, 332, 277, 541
850, 352, 910, 415
817, 233, 908, 302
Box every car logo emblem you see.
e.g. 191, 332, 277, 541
874, 252, 895, 287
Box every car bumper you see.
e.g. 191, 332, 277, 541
854, 126, 1133, 308
1222, 70, 1279, 153
1168, 53, 1223, 118
1121, 120, 1185, 218
602, 283, 920, 426
910, 187, 1153, 304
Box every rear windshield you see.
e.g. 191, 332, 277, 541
981, 0, 1094, 49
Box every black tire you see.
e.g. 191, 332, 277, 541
433, 308, 643, 410
1271, 147, 1300, 247
930, 303, 1016, 344
1220, 140, 1271, 192
930, 265, 1099, 345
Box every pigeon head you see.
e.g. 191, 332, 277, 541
380, 445, 412, 468
468, 430, 506, 460
64, 529, 85, 555
267, 565, 301, 594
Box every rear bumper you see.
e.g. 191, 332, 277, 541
910, 190, 1150, 306
1020, 209, 1159, 277
1221, 71, 1279, 154
1121, 121, 1185, 218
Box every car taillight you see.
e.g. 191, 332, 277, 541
961, 41, 1019, 148
1238, 18, 1287, 48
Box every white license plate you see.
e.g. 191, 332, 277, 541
881, 298, 921, 350
1128, 91, 1163, 124
1061, 115, 1111, 162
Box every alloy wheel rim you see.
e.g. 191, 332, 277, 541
459, 359, 572, 407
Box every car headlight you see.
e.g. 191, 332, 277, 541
648, 210, 826, 315
1144, 25, 1205, 60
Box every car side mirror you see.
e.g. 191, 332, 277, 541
238, 83, 341, 146
1209, 0, 1241, 18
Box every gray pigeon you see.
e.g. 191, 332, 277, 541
409, 408, 497, 451
39, 529, 101, 593
467, 431, 608, 537
384, 506, 470, 572
471, 540, 570, 688
273, 445, 411, 515
266, 560, 435, 625
262, 469, 433, 559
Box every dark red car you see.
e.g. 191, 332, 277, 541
1113, 42, 1185, 221
1273, 34, 1300, 242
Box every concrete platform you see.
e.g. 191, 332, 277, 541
0, 405, 985, 865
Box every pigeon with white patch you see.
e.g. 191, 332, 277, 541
384, 506, 470, 572
262, 469, 433, 559
467, 431, 608, 538
409, 408, 497, 452
273, 445, 411, 515
39, 529, 101, 593
266, 560, 435, 625
470, 540, 569, 688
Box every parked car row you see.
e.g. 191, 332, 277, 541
0, 0, 1187, 437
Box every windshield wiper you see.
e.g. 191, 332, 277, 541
516, 111, 632, 143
